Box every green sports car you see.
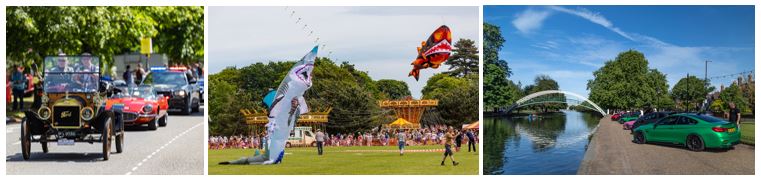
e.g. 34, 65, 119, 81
632, 113, 740, 151
618, 112, 641, 124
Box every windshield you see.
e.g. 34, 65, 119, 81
143, 72, 187, 86
43, 56, 101, 93
692, 115, 731, 124
129, 87, 156, 99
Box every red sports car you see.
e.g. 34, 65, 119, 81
107, 86, 169, 130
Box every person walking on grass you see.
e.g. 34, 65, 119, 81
455, 129, 463, 152
466, 129, 476, 152
397, 129, 406, 156
441, 128, 459, 166
315, 129, 325, 155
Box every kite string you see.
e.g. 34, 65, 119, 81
283, 7, 337, 61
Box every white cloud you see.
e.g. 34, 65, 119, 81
512, 8, 552, 34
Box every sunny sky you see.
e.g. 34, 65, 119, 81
209, 6, 479, 98
485, 5, 755, 97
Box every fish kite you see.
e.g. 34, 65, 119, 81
408, 25, 452, 81
220, 46, 317, 165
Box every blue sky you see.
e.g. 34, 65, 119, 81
209, 6, 479, 98
485, 6, 755, 97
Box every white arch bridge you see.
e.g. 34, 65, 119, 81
506, 90, 608, 116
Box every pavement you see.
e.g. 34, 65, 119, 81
578, 115, 755, 175
5, 106, 205, 175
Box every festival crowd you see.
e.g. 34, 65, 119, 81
209, 124, 479, 151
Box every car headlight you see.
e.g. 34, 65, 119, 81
41, 95, 49, 104
143, 105, 153, 113
176, 90, 187, 98
37, 107, 51, 120
81, 107, 94, 121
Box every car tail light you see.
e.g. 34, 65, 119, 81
712, 127, 727, 132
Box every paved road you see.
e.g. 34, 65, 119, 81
578, 115, 754, 175
6, 107, 205, 175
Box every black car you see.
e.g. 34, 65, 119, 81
630, 111, 676, 132
140, 67, 201, 115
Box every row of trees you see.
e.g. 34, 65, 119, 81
483, 23, 566, 113
587, 50, 753, 114
483, 22, 752, 115
6, 6, 205, 74
209, 38, 479, 135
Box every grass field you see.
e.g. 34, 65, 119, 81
740, 122, 754, 145
208, 145, 479, 175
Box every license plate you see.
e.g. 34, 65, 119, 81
57, 139, 75, 146
728, 128, 736, 133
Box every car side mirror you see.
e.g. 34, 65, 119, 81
189, 78, 197, 84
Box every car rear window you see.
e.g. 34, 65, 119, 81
692, 115, 730, 124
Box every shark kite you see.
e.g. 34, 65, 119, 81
220, 46, 317, 165
408, 25, 452, 81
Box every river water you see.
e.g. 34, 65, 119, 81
484, 110, 601, 175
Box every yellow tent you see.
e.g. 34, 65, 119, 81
388, 118, 412, 128
462, 121, 479, 129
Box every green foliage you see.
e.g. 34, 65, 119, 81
421, 74, 479, 126
445, 38, 479, 77
671, 75, 710, 111
587, 50, 671, 110
376, 79, 411, 100
6, 6, 204, 74
522, 75, 566, 113
483, 23, 521, 111
209, 57, 404, 135
719, 83, 749, 113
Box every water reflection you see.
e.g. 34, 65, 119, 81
484, 110, 601, 175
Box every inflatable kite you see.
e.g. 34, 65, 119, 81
409, 25, 452, 81
220, 46, 317, 165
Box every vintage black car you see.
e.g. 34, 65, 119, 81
141, 67, 201, 115
21, 55, 124, 160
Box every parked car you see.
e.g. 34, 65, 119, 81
141, 67, 201, 115
286, 127, 317, 147
625, 112, 676, 131
632, 113, 740, 151
618, 112, 641, 124
20, 55, 124, 160
107, 86, 168, 130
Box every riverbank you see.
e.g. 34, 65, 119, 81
578, 116, 754, 174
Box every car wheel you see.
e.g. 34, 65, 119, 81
21, 119, 31, 160
148, 117, 158, 130
192, 98, 200, 113
311, 142, 317, 147
633, 131, 646, 144
115, 119, 124, 153
183, 99, 192, 115
686, 135, 705, 152
102, 117, 113, 161
158, 115, 167, 127
286, 142, 292, 148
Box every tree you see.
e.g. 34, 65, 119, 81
376, 79, 411, 100
422, 74, 478, 126
483, 23, 521, 111
6, 6, 204, 74
445, 38, 479, 77
587, 50, 669, 111
524, 75, 566, 113
671, 75, 709, 112
719, 83, 749, 113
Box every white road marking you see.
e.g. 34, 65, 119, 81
124, 122, 202, 175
